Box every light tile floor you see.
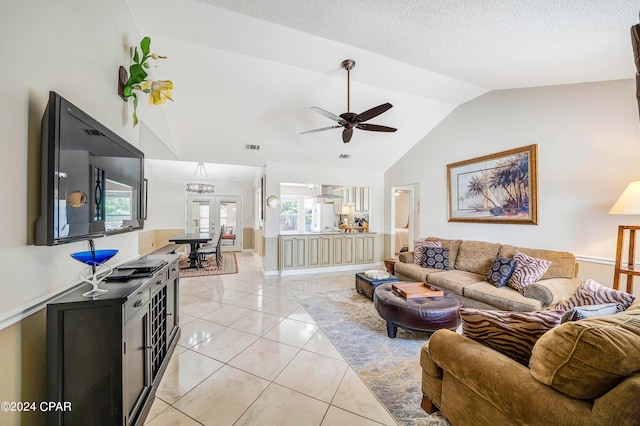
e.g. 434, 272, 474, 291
145, 252, 398, 426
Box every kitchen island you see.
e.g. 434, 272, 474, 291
279, 231, 380, 272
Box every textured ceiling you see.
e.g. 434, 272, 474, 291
202, 0, 639, 89
126, 0, 639, 182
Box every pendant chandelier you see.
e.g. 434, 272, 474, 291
186, 162, 215, 194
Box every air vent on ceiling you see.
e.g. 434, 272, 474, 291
245, 144, 260, 151
338, 154, 351, 159
84, 129, 104, 136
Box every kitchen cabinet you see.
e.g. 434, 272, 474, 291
333, 234, 355, 265
355, 234, 376, 263
280, 235, 308, 269
47, 254, 180, 426
309, 234, 333, 267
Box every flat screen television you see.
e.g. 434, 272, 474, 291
35, 91, 145, 246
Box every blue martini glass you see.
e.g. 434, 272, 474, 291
70, 249, 118, 297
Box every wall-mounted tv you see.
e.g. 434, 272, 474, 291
35, 91, 145, 246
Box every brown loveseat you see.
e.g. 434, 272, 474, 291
395, 237, 580, 311
420, 300, 640, 425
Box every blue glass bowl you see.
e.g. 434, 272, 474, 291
71, 249, 119, 266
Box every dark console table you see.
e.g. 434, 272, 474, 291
46, 254, 181, 426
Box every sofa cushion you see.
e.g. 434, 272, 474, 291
507, 251, 551, 294
464, 281, 542, 311
424, 237, 463, 269
499, 244, 577, 279
423, 247, 449, 270
555, 279, 636, 313
454, 240, 501, 275
486, 255, 517, 288
393, 261, 428, 282
530, 308, 640, 399
560, 303, 618, 323
427, 270, 486, 296
460, 308, 563, 365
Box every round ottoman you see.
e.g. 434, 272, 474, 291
373, 283, 463, 338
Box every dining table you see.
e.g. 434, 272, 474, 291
168, 233, 212, 269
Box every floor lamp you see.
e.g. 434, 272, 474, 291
608, 181, 640, 293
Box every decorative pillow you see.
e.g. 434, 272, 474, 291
423, 247, 449, 270
413, 241, 442, 265
486, 255, 517, 288
460, 308, 563, 365
560, 303, 618, 323
508, 251, 551, 294
555, 279, 636, 313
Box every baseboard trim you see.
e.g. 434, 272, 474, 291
279, 262, 383, 277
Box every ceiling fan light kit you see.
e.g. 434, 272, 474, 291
302, 59, 397, 143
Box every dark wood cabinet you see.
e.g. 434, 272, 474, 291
47, 254, 180, 426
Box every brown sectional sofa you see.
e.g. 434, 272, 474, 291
420, 300, 640, 425
394, 237, 580, 311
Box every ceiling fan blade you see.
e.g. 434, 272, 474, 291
342, 128, 353, 143
310, 106, 344, 123
300, 125, 342, 135
356, 123, 397, 133
357, 103, 393, 122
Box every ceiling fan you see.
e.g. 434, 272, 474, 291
301, 59, 397, 143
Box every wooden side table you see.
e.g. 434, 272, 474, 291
384, 259, 396, 275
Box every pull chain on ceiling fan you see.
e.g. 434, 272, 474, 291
301, 59, 397, 143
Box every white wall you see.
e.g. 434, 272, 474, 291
385, 79, 640, 291
263, 161, 385, 272
145, 159, 255, 233
0, 0, 179, 324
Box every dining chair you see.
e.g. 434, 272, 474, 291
197, 225, 224, 268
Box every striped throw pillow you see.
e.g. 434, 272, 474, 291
460, 308, 563, 365
507, 251, 551, 294
413, 241, 442, 265
555, 279, 636, 313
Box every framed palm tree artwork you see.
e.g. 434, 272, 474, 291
447, 144, 538, 224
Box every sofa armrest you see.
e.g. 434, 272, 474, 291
427, 330, 594, 423
398, 251, 414, 263
524, 278, 581, 307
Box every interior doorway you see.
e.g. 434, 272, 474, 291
391, 185, 417, 255
186, 194, 243, 251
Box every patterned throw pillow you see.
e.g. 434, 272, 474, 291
460, 308, 564, 365
560, 303, 618, 323
423, 247, 449, 270
413, 241, 442, 265
555, 279, 636, 313
507, 251, 551, 294
486, 255, 517, 288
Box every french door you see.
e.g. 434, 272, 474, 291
186, 194, 242, 251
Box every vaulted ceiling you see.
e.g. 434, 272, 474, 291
127, 0, 639, 182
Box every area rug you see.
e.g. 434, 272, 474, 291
178, 253, 238, 278
297, 289, 451, 426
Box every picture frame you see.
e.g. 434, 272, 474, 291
447, 144, 538, 224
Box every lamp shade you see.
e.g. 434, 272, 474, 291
609, 181, 640, 214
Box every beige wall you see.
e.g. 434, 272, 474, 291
138, 228, 185, 255
0, 310, 47, 426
